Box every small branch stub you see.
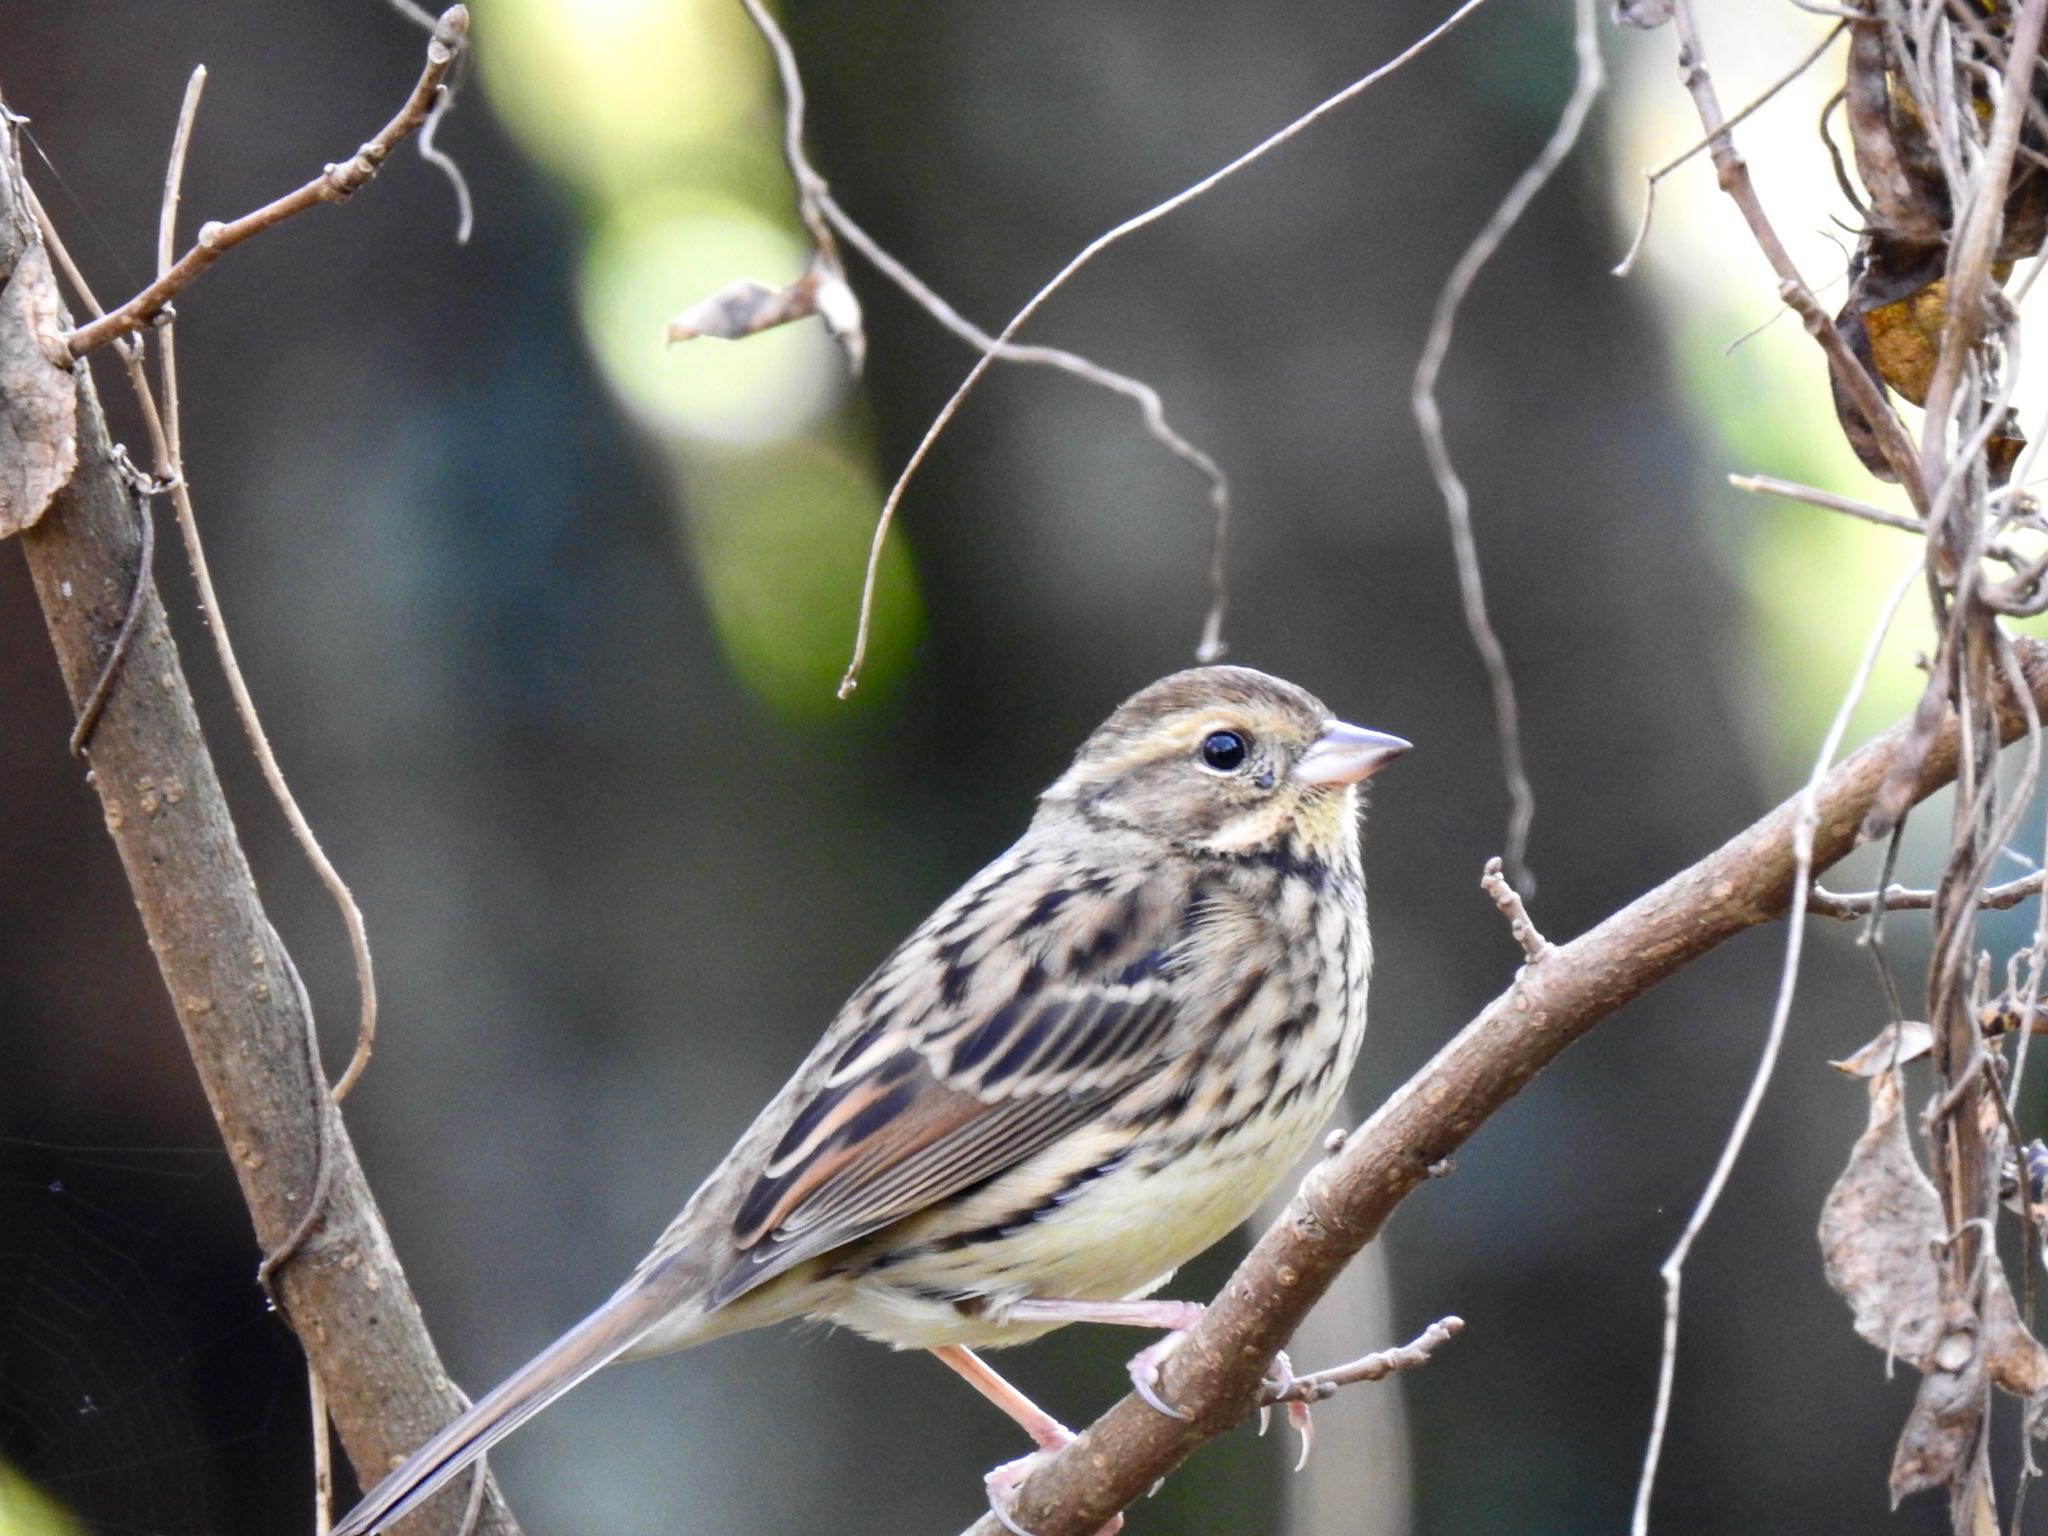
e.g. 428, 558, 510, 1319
1261, 1315, 1465, 1408
1482, 854, 1551, 964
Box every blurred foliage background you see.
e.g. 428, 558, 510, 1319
0, 1, 2026, 1533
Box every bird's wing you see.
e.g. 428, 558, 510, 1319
708, 851, 1196, 1305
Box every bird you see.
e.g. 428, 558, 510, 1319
330, 664, 1408, 1536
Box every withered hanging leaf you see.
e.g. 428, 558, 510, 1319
1829, 303, 1897, 484
1819, 1069, 1944, 1366
1831, 231, 1946, 479
0, 241, 79, 538
1890, 1294, 1984, 1507
1864, 275, 1947, 406
1843, 21, 1947, 244
1823, 15, 2048, 484
1983, 1261, 2048, 1399
1986, 409, 2026, 488
1831, 1020, 1935, 1077
666, 252, 865, 374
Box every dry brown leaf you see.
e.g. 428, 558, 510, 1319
1889, 1293, 1984, 1507
0, 241, 79, 537
1983, 1260, 2048, 1399
1865, 278, 1946, 406
666, 253, 865, 372
1820, 1069, 1945, 1366
1831, 1021, 1935, 1076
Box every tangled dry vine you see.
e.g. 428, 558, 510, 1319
11, 5, 2048, 1536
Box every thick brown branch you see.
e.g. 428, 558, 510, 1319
970, 642, 2048, 1536
62, 6, 468, 357
0, 95, 512, 1536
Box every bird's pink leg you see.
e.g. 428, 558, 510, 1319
1000, 1297, 1311, 1459
1002, 1297, 1210, 1421
929, 1344, 1072, 1452
928, 1345, 1123, 1536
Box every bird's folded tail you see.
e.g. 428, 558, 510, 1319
328, 1263, 703, 1536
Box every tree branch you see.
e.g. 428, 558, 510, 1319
968, 639, 2048, 1536
0, 87, 514, 1536
61, 5, 468, 357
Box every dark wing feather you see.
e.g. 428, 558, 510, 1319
708, 852, 1193, 1306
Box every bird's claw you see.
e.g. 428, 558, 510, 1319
1125, 1329, 1194, 1421
1255, 1350, 1315, 1471
986, 1445, 1124, 1536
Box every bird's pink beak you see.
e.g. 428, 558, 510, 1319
1292, 720, 1411, 786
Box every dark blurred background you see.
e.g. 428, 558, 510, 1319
0, 1, 2013, 1533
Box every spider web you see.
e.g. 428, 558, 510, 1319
0, 1136, 306, 1536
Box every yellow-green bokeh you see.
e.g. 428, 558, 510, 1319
475, 0, 767, 199
0, 1462, 78, 1536
480, 0, 917, 711
682, 441, 922, 715
579, 193, 844, 444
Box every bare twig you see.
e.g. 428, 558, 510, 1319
1666, 0, 1927, 506
1261, 1316, 1466, 1404
1613, 21, 1848, 277
126, 71, 382, 1104
1630, 557, 1921, 1536
1809, 870, 2048, 917
62, 6, 469, 356
1413, 0, 1601, 889
1727, 472, 2032, 568
822, 202, 1238, 662
417, 72, 473, 246
1728, 472, 1923, 536
729, 0, 1238, 661
67, 455, 160, 758
838, 0, 1497, 697
1480, 855, 1550, 963
1917, 0, 2048, 508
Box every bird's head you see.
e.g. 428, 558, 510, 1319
1042, 665, 1409, 863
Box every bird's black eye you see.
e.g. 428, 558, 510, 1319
1200, 730, 1248, 771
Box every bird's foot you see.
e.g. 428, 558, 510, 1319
1253, 1350, 1315, 1470
1123, 1307, 1208, 1420
985, 1433, 1124, 1536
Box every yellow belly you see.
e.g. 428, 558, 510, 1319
821, 1077, 1343, 1351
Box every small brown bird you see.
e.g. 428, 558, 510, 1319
331, 665, 1406, 1536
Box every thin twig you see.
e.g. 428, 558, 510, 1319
1480, 855, 1551, 963
63, 7, 469, 355
1613, 21, 1847, 277
837, 0, 1498, 697
730, 0, 1238, 662
1728, 471, 2031, 566
1667, 0, 1927, 507
67, 456, 161, 757
821, 197, 1238, 661
1261, 1316, 1466, 1404
1809, 870, 2048, 917
1728, 473, 1922, 535
417, 71, 473, 246
1918, 0, 2048, 505
1630, 556, 1922, 1536
128, 70, 381, 1105
1413, 0, 1601, 889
